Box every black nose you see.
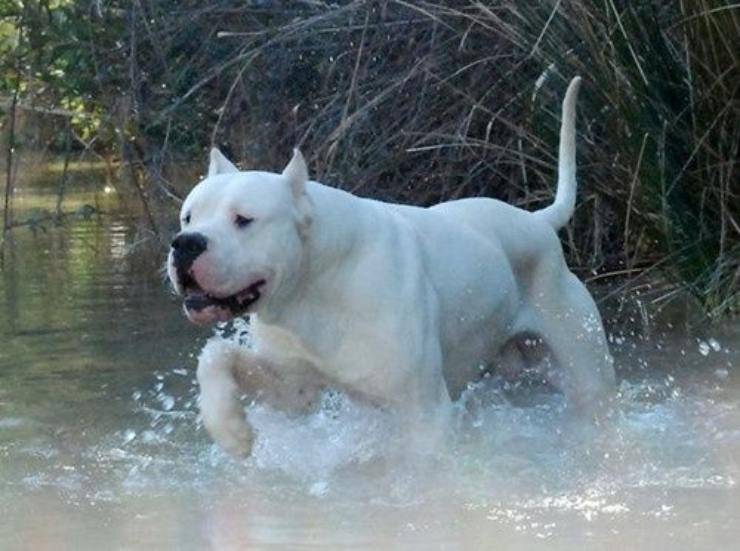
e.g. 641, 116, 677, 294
171, 232, 208, 270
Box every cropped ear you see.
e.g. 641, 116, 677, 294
282, 148, 312, 235
208, 148, 239, 177
282, 148, 308, 199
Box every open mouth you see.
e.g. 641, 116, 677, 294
181, 274, 266, 319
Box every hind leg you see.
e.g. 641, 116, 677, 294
526, 265, 615, 412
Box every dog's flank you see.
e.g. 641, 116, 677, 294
167, 76, 614, 457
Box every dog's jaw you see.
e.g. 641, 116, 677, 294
181, 278, 267, 324
168, 252, 269, 324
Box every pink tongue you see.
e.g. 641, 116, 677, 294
186, 304, 232, 325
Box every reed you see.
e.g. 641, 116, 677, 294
2, 1, 737, 316
202, 1, 738, 316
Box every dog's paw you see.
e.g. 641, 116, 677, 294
201, 408, 255, 458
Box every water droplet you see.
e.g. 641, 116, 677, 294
698, 341, 710, 356
161, 396, 175, 411
309, 480, 329, 496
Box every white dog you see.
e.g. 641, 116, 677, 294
167, 77, 614, 457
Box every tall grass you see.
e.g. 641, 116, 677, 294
489, 0, 740, 318
3, 0, 738, 317
198, 1, 738, 316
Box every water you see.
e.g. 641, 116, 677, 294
0, 171, 738, 549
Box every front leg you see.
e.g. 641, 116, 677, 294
196, 338, 256, 457
196, 337, 324, 457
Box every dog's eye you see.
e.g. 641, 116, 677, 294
235, 215, 253, 229
183, 213, 191, 225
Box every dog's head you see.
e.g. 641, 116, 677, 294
167, 148, 312, 324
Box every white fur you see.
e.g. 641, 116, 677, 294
169, 78, 615, 456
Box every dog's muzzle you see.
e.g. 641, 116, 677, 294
169, 232, 266, 323
171, 232, 208, 276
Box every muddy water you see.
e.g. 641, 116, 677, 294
0, 171, 738, 550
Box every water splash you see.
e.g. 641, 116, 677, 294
87, 349, 735, 511
9, 324, 739, 546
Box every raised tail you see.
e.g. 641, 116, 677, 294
537, 76, 581, 230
